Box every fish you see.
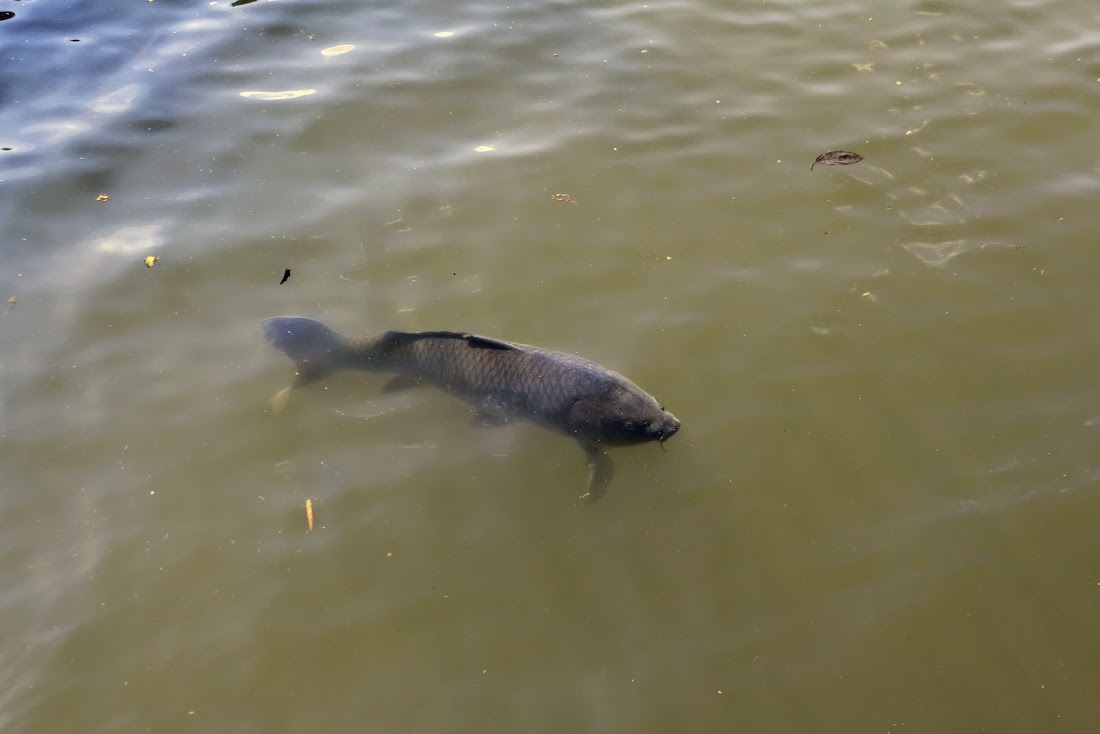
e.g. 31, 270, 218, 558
811, 150, 864, 171
262, 316, 680, 502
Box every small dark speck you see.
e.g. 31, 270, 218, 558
280, 268, 291, 284
70, 39, 81, 42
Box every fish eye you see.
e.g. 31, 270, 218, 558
641, 420, 651, 428
659, 405, 665, 411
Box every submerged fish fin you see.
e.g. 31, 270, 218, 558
460, 334, 516, 351
579, 444, 614, 505
268, 386, 293, 414
380, 375, 424, 394
471, 395, 513, 427
379, 330, 518, 352
473, 409, 512, 427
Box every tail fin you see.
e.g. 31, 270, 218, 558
261, 316, 349, 386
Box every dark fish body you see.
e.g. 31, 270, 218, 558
262, 317, 680, 499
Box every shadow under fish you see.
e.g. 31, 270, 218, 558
262, 316, 681, 502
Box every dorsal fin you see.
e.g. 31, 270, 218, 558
378, 330, 519, 351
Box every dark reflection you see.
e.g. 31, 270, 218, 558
0, 12, 15, 21
259, 23, 301, 37
128, 118, 177, 134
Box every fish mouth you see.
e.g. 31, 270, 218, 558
657, 417, 681, 445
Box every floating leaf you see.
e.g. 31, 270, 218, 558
144, 255, 159, 268
551, 193, 577, 205
96, 194, 109, 202
239, 89, 317, 101
321, 44, 354, 57
305, 498, 314, 532
811, 150, 864, 171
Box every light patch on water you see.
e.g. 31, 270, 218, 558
175, 18, 231, 32
89, 84, 141, 114
321, 44, 355, 57
239, 89, 317, 100
903, 240, 970, 266
902, 236, 1020, 265
905, 120, 929, 136
21, 120, 93, 144
0, 139, 33, 153
899, 201, 967, 226
93, 224, 163, 255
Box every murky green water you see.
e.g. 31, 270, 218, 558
3, 0, 1100, 731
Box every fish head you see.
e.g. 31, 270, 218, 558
567, 384, 681, 447
262, 316, 347, 385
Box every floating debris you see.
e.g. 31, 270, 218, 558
230, 0, 259, 6
811, 150, 864, 171
305, 498, 314, 532
0, 12, 14, 22
433, 31, 455, 38
474, 145, 495, 153
551, 193, 577, 205
280, 268, 291, 284
144, 256, 159, 268
385, 218, 411, 232
96, 194, 109, 202
6, 296, 16, 311
239, 89, 317, 101
321, 44, 354, 57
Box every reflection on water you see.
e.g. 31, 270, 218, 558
3, 0, 1100, 731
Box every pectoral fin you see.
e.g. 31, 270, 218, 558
472, 408, 512, 427
268, 386, 293, 414
380, 375, 424, 394
472, 396, 513, 427
580, 444, 614, 505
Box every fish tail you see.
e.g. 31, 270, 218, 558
262, 316, 354, 386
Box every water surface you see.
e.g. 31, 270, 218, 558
3, 0, 1100, 732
